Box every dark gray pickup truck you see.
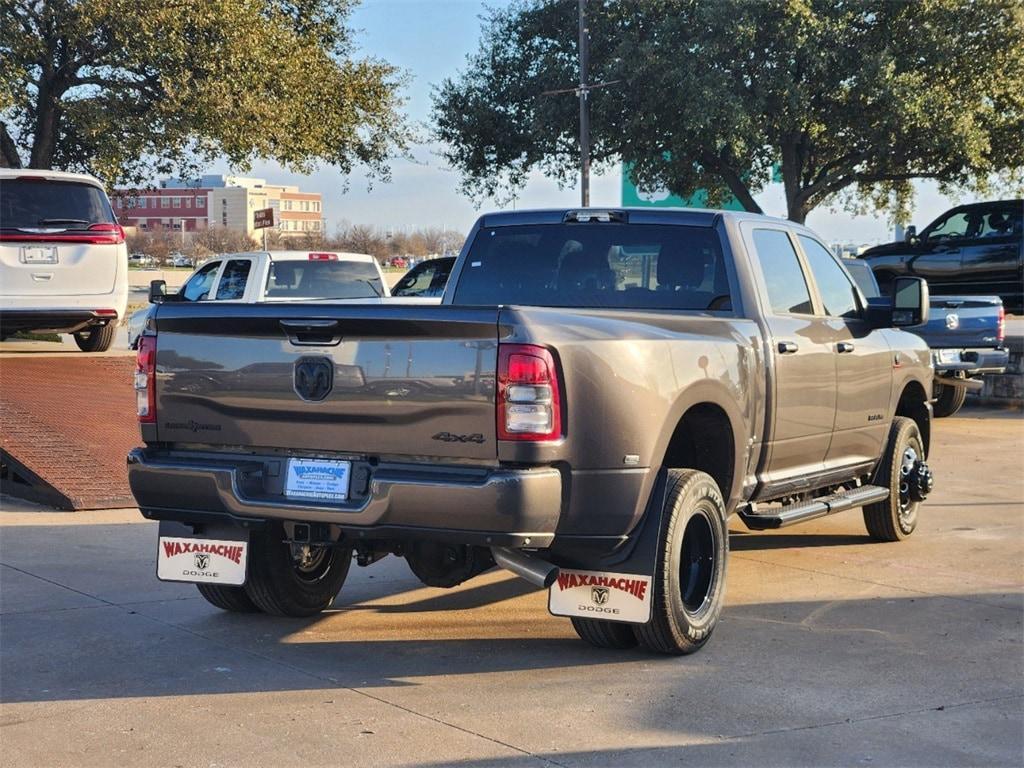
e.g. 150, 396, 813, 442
129, 208, 936, 655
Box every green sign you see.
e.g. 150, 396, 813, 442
621, 162, 781, 210
621, 163, 746, 210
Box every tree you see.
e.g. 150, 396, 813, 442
191, 225, 258, 256
433, 0, 1024, 223
1, 0, 411, 185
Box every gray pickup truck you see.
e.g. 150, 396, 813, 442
128, 208, 936, 655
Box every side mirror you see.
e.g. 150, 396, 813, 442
148, 279, 167, 304
892, 276, 929, 327
904, 225, 918, 244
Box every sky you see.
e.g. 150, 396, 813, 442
209, 0, 972, 246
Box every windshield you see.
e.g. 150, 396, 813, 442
0, 178, 116, 230
264, 259, 384, 299
453, 223, 731, 310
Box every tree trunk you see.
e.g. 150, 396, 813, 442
0, 123, 22, 168
29, 81, 59, 169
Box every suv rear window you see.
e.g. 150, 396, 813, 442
453, 224, 732, 310
264, 260, 383, 299
0, 178, 116, 230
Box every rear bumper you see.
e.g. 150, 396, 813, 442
127, 448, 564, 548
932, 347, 1009, 375
0, 309, 119, 334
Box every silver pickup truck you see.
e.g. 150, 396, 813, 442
128, 208, 936, 655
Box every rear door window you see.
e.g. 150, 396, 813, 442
453, 224, 731, 310
215, 259, 252, 300
752, 229, 813, 315
181, 261, 221, 302
0, 178, 116, 230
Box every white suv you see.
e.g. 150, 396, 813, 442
0, 169, 128, 351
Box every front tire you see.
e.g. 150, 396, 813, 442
243, 523, 353, 617
73, 323, 115, 352
864, 417, 929, 541
932, 379, 967, 418
634, 469, 728, 655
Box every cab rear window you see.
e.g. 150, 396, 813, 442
264, 260, 383, 299
0, 178, 116, 230
453, 224, 732, 311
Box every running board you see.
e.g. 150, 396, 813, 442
738, 485, 890, 530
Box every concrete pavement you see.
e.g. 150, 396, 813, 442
1, 409, 1022, 767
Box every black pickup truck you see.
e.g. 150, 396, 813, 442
129, 209, 935, 655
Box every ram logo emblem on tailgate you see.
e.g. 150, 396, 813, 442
945, 313, 959, 330
294, 357, 334, 402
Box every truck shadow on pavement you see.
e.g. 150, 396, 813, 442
1, 520, 1021, 712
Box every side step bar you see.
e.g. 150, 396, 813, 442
738, 485, 890, 530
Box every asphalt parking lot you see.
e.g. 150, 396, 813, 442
1, 407, 1021, 767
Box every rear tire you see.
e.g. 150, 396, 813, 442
571, 617, 638, 649
244, 522, 353, 617
634, 469, 728, 655
196, 583, 260, 613
864, 417, 926, 541
73, 323, 115, 352
932, 380, 967, 418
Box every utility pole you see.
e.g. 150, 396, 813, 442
542, 0, 617, 208
578, 0, 590, 207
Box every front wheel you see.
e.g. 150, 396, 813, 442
634, 469, 728, 655
863, 417, 932, 541
73, 323, 115, 352
243, 523, 353, 617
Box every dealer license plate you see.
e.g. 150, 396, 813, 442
548, 568, 653, 624
285, 458, 351, 502
937, 349, 961, 365
157, 536, 248, 585
20, 246, 58, 264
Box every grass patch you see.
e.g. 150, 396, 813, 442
9, 331, 62, 343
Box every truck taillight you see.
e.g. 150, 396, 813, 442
997, 304, 1005, 344
135, 335, 157, 423
497, 344, 562, 441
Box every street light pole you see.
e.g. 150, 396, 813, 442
578, 0, 590, 207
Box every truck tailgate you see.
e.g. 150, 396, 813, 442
918, 296, 1003, 348
151, 303, 500, 460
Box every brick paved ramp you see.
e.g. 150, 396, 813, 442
1, 356, 137, 509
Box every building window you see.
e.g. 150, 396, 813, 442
283, 200, 292, 211
184, 198, 191, 209
313, 220, 320, 230
161, 197, 170, 208
197, 197, 205, 208
139, 198, 147, 209
314, 201, 320, 212
173, 197, 181, 208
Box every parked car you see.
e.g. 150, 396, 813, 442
0, 169, 128, 351
167, 252, 194, 268
845, 259, 1007, 417
390, 256, 455, 299
859, 199, 1023, 313
129, 208, 936, 656
128, 250, 388, 348
129, 252, 156, 268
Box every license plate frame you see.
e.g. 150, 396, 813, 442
285, 457, 352, 502
20, 245, 58, 265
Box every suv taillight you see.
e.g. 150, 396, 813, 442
497, 344, 562, 441
997, 304, 1005, 345
135, 335, 157, 423
0, 222, 125, 244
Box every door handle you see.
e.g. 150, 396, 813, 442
279, 319, 343, 346
837, 341, 855, 354
777, 341, 799, 354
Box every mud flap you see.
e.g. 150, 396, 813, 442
156, 520, 250, 586
547, 469, 670, 623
